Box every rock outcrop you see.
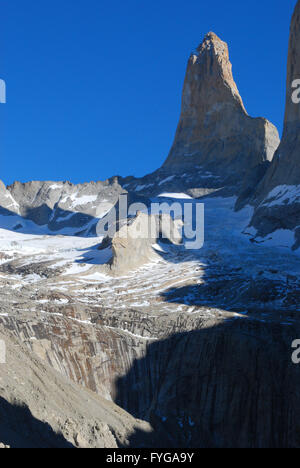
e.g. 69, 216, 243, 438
250, 1, 300, 245
0, 181, 20, 215
98, 211, 182, 275
163, 32, 279, 184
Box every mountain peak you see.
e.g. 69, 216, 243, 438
196, 31, 227, 54
163, 32, 279, 177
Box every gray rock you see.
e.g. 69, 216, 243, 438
250, 1, 300, 243
114, 33, 280, 201
0, 179, 125, 235
0, 325, 153, 448
162, 32, 279, 182
99, 211, 182, 275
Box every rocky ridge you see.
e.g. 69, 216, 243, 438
0, 178, 124, 235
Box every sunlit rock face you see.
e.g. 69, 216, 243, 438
250, 1, 300, 245
163, 32, 279, 182
97, 211, 182, 276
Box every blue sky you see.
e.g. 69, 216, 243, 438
1, 0, 296, 185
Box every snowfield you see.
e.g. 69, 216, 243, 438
0, 195, 298, 301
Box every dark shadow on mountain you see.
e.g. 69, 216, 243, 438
0, 190, 150, 239
74, 244, 112, 266
0, 204, 98, 238
159, 259, 298, 316
118, 165, 247, 200
150, 234, 300, 318
115, 318, 300, 448
0, 397, 74, 448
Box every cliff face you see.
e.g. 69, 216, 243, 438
163, 33, 279, 182
2, 279, 300, 448
250, 1, 300, 243
0, 325, 153, 448
0, 181, 20, 214
116, 320, 300, 448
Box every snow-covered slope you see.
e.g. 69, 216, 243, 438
0, 178, 124, 236
0, 194, 300, 447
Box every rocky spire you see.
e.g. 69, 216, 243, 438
284, 1, 300, 131
163, 32, 279, 181
250, 1, 300, 245
256, 1, 300, 190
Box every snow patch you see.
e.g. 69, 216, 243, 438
157, 193, 193, 199
60, 193, 98, 208
158, 176, 176, 186
255, 229, 296, 250
263, 185, 300, 207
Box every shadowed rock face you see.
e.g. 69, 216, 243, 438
116, 320, 300, 448
163, 32, 280, 180
250, 1, 300, 240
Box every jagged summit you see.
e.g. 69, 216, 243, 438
195, 31, 229, 55
198, 31, 220, 44
196, 31, 228, 53
163, 32, 279, 180
284, 1, 300, 128
192, 31, 247, 113
0, 178, 125, 236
